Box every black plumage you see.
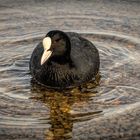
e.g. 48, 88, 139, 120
29, 30, 99, 89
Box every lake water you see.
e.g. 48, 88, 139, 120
0, 0, 140, 139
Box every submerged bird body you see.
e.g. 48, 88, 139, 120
30, 31, 99, 89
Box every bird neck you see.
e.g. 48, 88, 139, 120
48, 54, 74, 67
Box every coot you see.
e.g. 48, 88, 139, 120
29, 30, 99, 89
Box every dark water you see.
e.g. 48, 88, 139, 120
0, 0, 140, 139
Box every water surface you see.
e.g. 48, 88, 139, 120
0, 0, 140, 139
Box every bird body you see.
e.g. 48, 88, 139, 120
29, 31, 99, 89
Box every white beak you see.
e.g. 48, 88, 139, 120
41, 37, 52, 65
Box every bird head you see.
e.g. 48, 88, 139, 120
41, 30, 71, 65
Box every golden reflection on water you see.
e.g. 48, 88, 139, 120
30, 74, 102, 140
0, 0, 140, 139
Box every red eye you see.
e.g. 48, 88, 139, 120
55, 38, 61, 42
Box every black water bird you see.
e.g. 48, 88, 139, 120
29, 30, 99, 89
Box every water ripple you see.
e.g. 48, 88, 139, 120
0, 1, 140, 138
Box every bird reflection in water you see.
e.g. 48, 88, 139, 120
30, 74, 102, 140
